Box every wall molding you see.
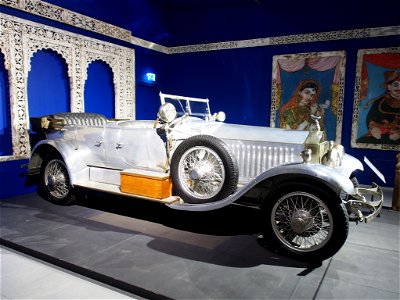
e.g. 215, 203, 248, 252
1, 0, 399, 54
0, 12, 135, 161
0, 0, 132, 41
168, 26, 400, 54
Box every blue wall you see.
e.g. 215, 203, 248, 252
0, 160, 37, 199
85, 61, 115, 118
135, 48, 165, 120
159, 37, 400, 187
0, 3, 398, 200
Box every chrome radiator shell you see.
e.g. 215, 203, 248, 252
223, 139, 304, 183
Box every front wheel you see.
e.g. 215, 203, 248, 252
40, 156, 76, 205
262, 182, 349, 261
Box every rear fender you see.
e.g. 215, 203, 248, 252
29, 140, 89, 185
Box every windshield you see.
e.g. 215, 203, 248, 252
160, 93, 211, 119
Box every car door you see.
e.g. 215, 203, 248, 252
103, 126, 167, 171
75, 125, 107, 167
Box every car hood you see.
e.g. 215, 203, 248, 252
173, 121, 310, 144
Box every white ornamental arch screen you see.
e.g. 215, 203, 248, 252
0, 29, 11, 70
0, 13, 135, 161
0, 17, 29, 160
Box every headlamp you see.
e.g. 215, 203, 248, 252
158, 103, 177, 123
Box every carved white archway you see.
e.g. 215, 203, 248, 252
0, 13, 135, 161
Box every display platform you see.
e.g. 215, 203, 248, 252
1, 192, 399, 299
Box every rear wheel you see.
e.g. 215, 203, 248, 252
262, 182, 349, 261
40, 156, 76, 205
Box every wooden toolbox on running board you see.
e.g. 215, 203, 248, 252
120, 169, 172, 199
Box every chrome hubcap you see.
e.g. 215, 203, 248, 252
179, 147, 225, 199
291, 210, 313, 233
47, 175, 56, 188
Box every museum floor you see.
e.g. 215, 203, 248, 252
1, 190, 399, 299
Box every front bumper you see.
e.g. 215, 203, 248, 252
345, 183, 384, 223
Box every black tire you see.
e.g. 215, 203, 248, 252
170, 135, 238, 204
39, 156, 76, 205
262, 182, 349, 262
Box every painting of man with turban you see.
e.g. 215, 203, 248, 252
352, 48, 400, 150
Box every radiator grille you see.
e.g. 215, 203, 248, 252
225, 140, 303, 182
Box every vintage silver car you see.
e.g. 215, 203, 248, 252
28, 92, 383, 261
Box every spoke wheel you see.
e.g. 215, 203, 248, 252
263, 182, 349, 261
178, 146, 225, 199
40, 157, 75, 205
272, 191, 333, 253
171, 135, 238, 204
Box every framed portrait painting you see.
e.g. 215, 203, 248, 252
271, 51, 346, 144
351, 48, 400, 151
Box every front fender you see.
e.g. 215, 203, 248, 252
337, 154, 364, 178
168, 159, 361, 211
29, 139, 89, 185
255, 161, 358, 195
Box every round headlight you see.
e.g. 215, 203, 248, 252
216, 111, 226, 122
158, 103, 177, 123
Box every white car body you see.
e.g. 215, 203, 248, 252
27, 92, 383, 261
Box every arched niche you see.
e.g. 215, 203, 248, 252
27, 49, 70, 117
84, 60, 115, 118
82, 51, 120, 118
27, 49, 70, 148
0, 51, 12, 156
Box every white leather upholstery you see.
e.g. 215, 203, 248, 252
51, 113, 108, 126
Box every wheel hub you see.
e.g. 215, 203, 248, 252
291, 210, 313, 233
47, 174, 65, 190
189, 162, 212, 180
189, 169, 201, 180
47, 175, 56, 189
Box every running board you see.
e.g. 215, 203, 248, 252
73, 181, 182, 204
